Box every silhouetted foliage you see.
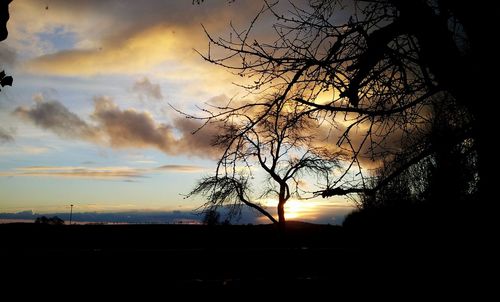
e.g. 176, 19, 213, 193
202, 209, 221, 226
0, 70, 12, 91
343, 98, 479, 229
35, 216, 65, 225
0, 0, 11, 41
359, 98, 478, 209
189, 0, 493, 226
1, 0, 13, 91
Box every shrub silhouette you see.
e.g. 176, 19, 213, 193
202, 209, 221, 226
35, 216, 65, 225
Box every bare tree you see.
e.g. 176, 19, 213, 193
192, 0, 492, 205
185, 99, 341, 226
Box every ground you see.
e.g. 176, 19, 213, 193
0, 222, 487, 296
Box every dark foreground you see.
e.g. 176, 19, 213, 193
0, 222, 490, 296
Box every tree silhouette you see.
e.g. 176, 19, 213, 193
356, 96, 477, 208
0, 0, 11, 41
185, 100, 341, 226
35, 216, 65, 225
202, 208, 221, 226
1, 0, 13, 91
192, 0, 493, 212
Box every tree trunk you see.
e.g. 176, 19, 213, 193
278, 186, 287, 227
277, 200, 286, 226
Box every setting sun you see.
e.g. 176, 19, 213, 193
284, 199, 313, 220
262, 199, 320, 221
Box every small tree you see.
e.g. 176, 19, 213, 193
186, 99, 341, 226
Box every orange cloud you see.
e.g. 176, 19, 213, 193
13, 0, 265, 76
6, 0, 271, 102
24, 25, 187, 75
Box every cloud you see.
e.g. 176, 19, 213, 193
156, 165, 206, 173
133, 160, 157, 164
133, 77, 163, 100
13, 95, 99, 140
11, 166, 145, 180
0, 145, 51, 156
89, 97, 223, 157
206, 94, 230, 106
91, 96, 174, 150
14, 0, 264, 76
20, 146, 51, 154
172, 117, 224, 159
24, 26, 187, 75
4, 0, 271, 102
0, 44, 17, 67
0, 127, 14, 143
311, 118, 412, 170
0, 163, 206, 180
13, 96, 223, 158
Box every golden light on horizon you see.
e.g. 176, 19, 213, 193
285, 199, 311, 220
263, 198, 319, 221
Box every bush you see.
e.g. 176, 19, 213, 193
34, 216, 65, 225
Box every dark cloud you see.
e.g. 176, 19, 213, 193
0, 126, 14, 143
91, 96, 174, 150
13, 96, 99, 140
13, 96, 223, 158
172, 117, 223, 158
91, 97, 223, 158
29, 0, 263, 35
133, 77, 163, 100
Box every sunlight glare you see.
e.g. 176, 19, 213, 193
263, 198, 318, 220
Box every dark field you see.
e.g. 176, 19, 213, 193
0, 222, 486, 296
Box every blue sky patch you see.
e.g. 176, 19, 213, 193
37, 27, 77, 52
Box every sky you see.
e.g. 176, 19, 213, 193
0, 0, 354, 224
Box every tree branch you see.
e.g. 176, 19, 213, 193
295, 88, 439, 117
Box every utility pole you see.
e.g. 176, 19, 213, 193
69, 204, 73, 225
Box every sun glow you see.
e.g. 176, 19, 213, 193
263, 198, 320, 220
284, 199, 308, 220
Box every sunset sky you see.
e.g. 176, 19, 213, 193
0, 0, 353, 223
